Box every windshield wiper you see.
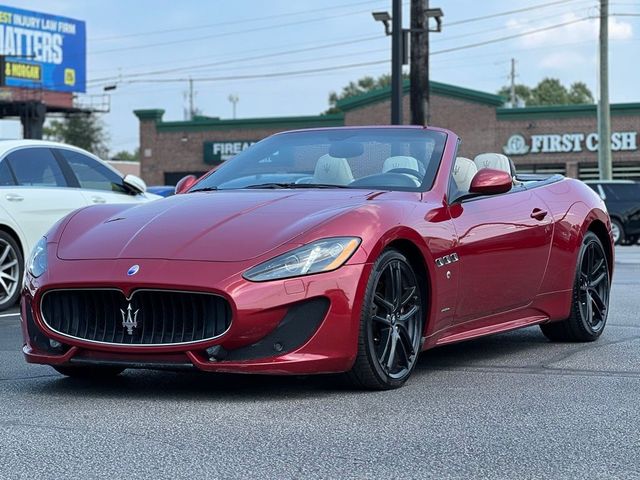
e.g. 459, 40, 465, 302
190, 186, 218, 193
244, 183, 349, 189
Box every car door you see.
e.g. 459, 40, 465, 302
448, 187, 553, 322
0, 147, 87, 254
54, 148, 145, 205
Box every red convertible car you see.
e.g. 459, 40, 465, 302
21, 126, 613, 389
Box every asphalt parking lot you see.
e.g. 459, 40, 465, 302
1, 247, 639, 479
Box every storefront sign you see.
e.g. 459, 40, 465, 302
203, 140, 256, 165
503, 132, 638, 155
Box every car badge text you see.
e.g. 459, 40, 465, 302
120, 303, 139, 335
127, 264, 140, 276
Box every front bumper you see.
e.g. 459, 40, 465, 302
21, 258, 370, 375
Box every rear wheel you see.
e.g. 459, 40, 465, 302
53, 366, 125, 378
347, 249, 424, 390
0, 231, 23, 311
540, 231, 610, 342
610, 219, 624, 245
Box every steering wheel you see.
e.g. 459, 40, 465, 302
386, 168, 423, 181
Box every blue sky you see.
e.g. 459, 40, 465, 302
1, 0, 638, 154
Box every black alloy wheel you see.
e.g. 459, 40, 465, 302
540, 231, 611, 342
347, 249, 424, 389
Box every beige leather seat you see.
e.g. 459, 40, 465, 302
473, 153, 512, 174
382, 155, 421, 186
313, 154, 354, 185
453, 157, 477, 193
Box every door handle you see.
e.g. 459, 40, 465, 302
5, 193, 23, 202
91, 196, 106, 204
530, 208, 548, 221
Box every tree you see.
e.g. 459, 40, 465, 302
112, 149, 139, 162
497, 78, 594, 106
327, 73, 408, 113
568, 81, 594, 104
530, 78, 569, 105
497, 84, 532, 106
44, 114, 109, 157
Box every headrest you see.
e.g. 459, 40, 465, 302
473, 153, 513, 175
453, 157, 478, 192
313, 154, 354, 185
382, 156, 420, 173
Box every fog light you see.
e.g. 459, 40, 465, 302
49, 339, 62, 350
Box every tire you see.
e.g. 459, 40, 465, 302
610, 219, 624, 245
53, 366, 125, 378
0, 231, 23, 312
540, 231, 610, 342
346, 249, 424, 390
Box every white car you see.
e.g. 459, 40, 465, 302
0, 140, 160, 310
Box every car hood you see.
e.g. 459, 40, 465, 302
57, 190, 376, 262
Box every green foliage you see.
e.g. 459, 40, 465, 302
43, 114, 108, 157
497, 84, 532, 105
327, 73, 408, 113
498, 78, 594, 106
112, 149, 139, 162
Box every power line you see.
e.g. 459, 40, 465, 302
444, 0, 584, 26
432, 17, 591, 56
90, 4, 392, 55
88, 35, 382, 84
90, 0, 386, 41
88, 2, 593, 86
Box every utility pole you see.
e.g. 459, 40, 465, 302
410, 0, 428, 125
598, 0, 612, 180
391, 0, 403, 125
509, 58, 517, 107
188, 78, 195, 120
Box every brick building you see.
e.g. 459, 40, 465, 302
135, 80, 640, 185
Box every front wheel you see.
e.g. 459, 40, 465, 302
347, 249, 424, 390
540, 231, 611, 342
0, 231, 23, 311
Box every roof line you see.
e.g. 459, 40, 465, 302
335, 79, 505, 111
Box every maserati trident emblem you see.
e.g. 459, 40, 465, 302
120, 303, 139, 335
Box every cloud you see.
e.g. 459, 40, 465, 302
505, 12, 632, 70
506, 12, 633, 48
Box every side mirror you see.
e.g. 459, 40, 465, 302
175, 175, 198, 195
123, 174, 147, 193
469, 169, 512, 195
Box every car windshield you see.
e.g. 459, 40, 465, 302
190, 128, 447, 192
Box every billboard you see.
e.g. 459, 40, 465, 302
0, 5, 85, 93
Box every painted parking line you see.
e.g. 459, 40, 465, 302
0, 312, 20, 318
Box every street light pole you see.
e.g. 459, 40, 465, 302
598, 0, 612, 180
391, 0, 403, 125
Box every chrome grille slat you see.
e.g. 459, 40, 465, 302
40, 289, 231, 346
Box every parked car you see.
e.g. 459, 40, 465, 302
147, 185, 175, 197
585, 180, 640, 245
22, 127, 613, 389
0, 140, 160, 310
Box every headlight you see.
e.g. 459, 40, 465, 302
27, 237, 47, 278
243, 237, 361, 282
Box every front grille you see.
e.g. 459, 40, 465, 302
40, 289, 231, 345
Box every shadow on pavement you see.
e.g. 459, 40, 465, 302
20, 328, 552, 401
